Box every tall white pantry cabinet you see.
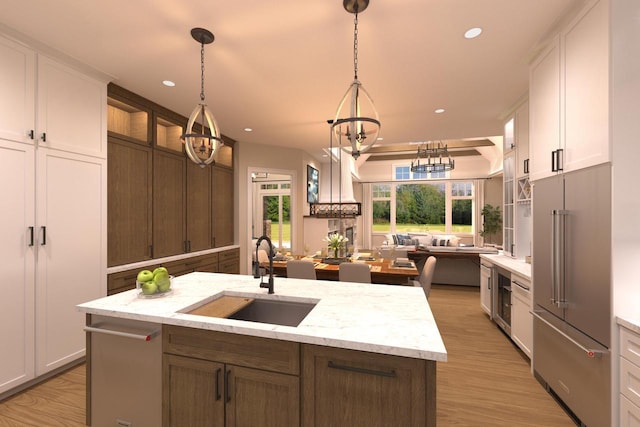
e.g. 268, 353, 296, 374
0, 34, 107, 396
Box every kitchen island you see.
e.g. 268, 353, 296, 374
78, 272, 447, 427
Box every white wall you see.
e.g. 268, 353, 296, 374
611, 0, 640, 322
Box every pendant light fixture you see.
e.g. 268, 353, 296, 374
332, 0, 380, 159
410, 141, 455, 174
181, 27, 223, 168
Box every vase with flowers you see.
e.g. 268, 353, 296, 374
324, 232, 349, 260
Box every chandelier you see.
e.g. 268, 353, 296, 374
181, 28, 223, 168
410, 141, 455, 174
332, 0, 380, 159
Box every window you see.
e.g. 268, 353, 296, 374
372, 184, 391, 232
372, 168, 474, 235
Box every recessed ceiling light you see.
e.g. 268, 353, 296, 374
377, 137, 384, 141
162, 80, 176, 87
244, 128, 253, 132
464, 27, 482, 39
435, 108, 445, 114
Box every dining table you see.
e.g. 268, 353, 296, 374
261, 255, 419, 286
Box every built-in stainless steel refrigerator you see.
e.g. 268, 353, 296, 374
532, 163, 611, 426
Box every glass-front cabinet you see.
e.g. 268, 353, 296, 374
503, 153, 515, 256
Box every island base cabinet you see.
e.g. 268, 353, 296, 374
301, 344, 435, 427
163, 354, 300, 427
163, 325, 301, 427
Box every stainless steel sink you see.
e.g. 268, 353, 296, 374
228, 298, 316, 327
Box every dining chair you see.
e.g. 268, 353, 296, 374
286, 260, 317, 280
411, 256, 437, 298
338, 262, 371, 284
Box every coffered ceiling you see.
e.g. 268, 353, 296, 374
0, 0, 585, 161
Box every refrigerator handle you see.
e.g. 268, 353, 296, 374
532, 311, 606, 358
551, 209, 569, 308
550, 210, 558, 305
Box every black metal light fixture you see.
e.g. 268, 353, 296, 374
332, 0, 380, 159
181, 27, 223, 168
410, 141, 455, 174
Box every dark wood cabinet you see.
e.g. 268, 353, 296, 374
106, 252, 220, 295
107, 137, 153, 266
163, 326, 300, 427
217, 248, 239, 273
187, 161, 212, 251
213, 166, 234, 248
107, 83, 235, 269
153, 149, 187, 258
302, 344, 435, 427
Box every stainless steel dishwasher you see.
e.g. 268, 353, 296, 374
85, 315, 162, 427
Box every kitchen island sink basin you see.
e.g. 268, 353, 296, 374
184, 294, 317, 327
228, 298, 316, 326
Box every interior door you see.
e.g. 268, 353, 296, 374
532, 173, 564, 319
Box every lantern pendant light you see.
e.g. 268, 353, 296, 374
181, 27, 223, 168
332, 0, 380, 159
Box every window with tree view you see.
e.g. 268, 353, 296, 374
371, 169, 474, 235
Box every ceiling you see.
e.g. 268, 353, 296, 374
0, 0, 585, 162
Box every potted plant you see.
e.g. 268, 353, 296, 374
480, 204, 502, 246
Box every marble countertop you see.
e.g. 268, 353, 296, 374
77, 272, 447, 362
479, 253, 532, 280
617, 316, 640, 334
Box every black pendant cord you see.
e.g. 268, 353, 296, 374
353, 13, 359, 80
200, 41, 206, 102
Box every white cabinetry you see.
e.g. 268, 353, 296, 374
0, 33, 107, 396
510, 273, 532, 359
504, 100, 531, 260
529, 0, 609, 181
479, 261, 493, 316
619, 326, 640, 424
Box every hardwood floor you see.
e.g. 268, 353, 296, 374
0, 285, 575, 426
430, 285, 575, 426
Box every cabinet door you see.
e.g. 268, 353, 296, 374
35, 148, 106, 374
213, 166, 234, 247
0, 36, 35, 144
515, 102, 530, 179
302, 344, 432, 427
563, 0, 609, 172
153, 150, 186, 257
511, 278, 532, 358
0, 139, 36, 394
187, 161, 212, 252
529, 36, 561, 182
107, 137, 153, 266
37, 55, 106, 158
227, 365, 300, 427
163, 354, 225, 427
479, 263, 492, 316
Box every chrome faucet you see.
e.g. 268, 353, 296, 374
253, 235, 275, 294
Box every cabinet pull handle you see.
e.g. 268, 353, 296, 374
83, 325, 159, 341
41, 132, 46, 142
524, 158, 529, 174
551, 150, 557, 172
28, 130, 34, 140
215, 368, 222, 401
225, 369, 231, 402
28, 226, 34, 246
149, 245, 153, 258
41, 226, 46, 245
327, 361, 397, 378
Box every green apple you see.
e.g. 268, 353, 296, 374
152, 266, 168, 279
154, 271, 171, 292
137, 270, 154, 283
141, 281, 158, 295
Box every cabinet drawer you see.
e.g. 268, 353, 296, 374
164, 325, 299, 375
219, 248, 239, 262
620, 394, 640, 427
621, 327, 640, 368
621, 356, 640, 408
